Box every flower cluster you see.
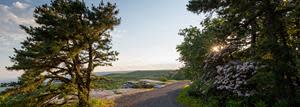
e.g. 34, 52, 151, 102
214, 61, 256, 96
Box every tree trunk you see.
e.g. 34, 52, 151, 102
76, 72, 90, 107
86, 43, 93, 101
78, 83, 89, 107
74, 55, 90, 107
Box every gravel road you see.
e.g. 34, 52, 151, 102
115, 81, 189, 107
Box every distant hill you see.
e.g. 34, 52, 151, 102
94, 71, 133, 76
103, 70, 177, 80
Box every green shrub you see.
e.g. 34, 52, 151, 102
187, 80, 214, 97
296, 87, 300, 104
159, 76, 168, 82
255, 100, 267, 107
177, 86, 202, 107
170, 70, 186, 80
177, 86, 218, 107
226, 100, 243, 107
273, 99, 288, 107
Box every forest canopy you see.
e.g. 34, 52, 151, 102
177, 0, 300, 106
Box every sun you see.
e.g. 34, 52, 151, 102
211, 45, 224, 52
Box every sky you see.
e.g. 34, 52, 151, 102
0, 0, 204, 81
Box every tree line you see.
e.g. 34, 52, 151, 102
0, 82, 21, 87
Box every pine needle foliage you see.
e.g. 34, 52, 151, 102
1, 0, 120, 106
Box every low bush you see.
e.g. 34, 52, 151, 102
177, 86, 218, 107
254, 100, 267, 107
177, 86, 202, 107
226, 100, 243, 107
159, 76, 169, 82
177, 86, 271, 107
170, 70, 186, 80
273, 99, 289, 107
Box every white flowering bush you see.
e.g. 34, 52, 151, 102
201, 45, 258, 97
214, 61, 256, 96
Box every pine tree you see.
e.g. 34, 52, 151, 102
2, 0, 120, 106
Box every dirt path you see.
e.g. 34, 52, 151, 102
115, 81, 189, 107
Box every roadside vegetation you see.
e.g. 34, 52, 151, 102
177, 86, 217, 107
63, 99, 115, 107
177, 0, 300, 107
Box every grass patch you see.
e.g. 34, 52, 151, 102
177, 86, 218, 107
90, 98, 115, 107
177, 86, 202, 107
62, 99, 115, 107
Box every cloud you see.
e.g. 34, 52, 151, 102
95, 63, 183, 72
0, 3, 35, 26
13, 1, 30, 9
0, 2, 36, 52
0, 1, 36, 75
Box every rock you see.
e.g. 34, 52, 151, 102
154, 84, 165, 88
122, 79, 165, 89
122, 81, 138, 88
